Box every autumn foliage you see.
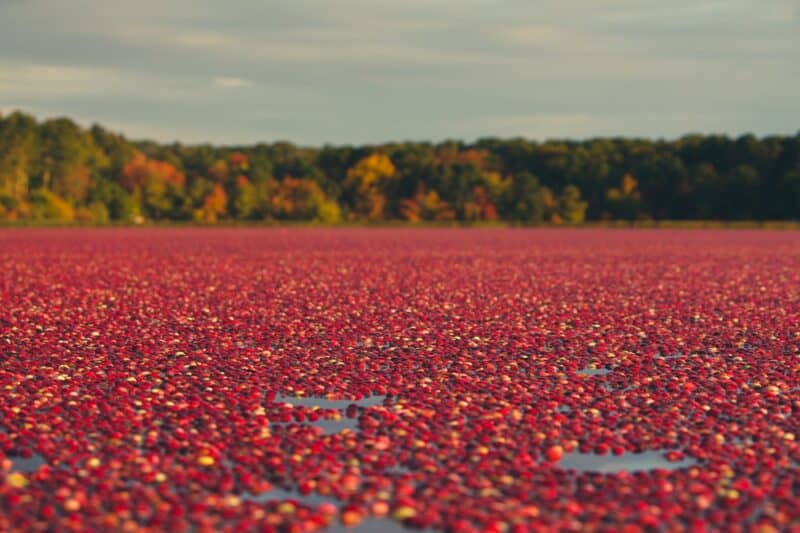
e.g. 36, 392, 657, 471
120, 153, 185, 191
1, 110, 799, 224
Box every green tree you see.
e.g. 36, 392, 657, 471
28, 189, 74, 221
231, 176, 259, 219
505, 172, 552, 223
558, 185, 588, 224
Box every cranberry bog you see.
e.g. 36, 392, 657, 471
1, 228, 799, 532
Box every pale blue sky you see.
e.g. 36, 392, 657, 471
1, 0, 797, 145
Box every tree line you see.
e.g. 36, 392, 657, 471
1, 111, 798, 224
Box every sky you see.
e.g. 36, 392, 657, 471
0, 0, 798, 145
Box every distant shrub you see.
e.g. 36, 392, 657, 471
28, 189, 75, 221
75, 202, 110, 224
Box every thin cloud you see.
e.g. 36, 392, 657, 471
113, 23, 515, 69
213, 76, 253, 89
0, 62, 114, 95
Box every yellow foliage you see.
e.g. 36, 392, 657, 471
408, 189, 454, 221
402, 189, 457, 222
345, 153, 396, 191
345, 153, 396, 219
29, 189, 74, 221
204, 184, 228, 214
400, 197, 421, 222
539, 187, 557, 210
317, 200, 342, 224
421, 190, 442, 213
483, 171, 503, 189
194, 184, 228, 222
209, 160, 229, 182
622, 173, 639, 196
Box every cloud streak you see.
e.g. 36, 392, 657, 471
0, 62, 115, 96
213, 77, 253, 89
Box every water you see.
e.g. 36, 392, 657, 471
576, 367, 611, 377
10, 454, 46, 472
274, 395, 387, 409
271, 394, 387, 435
385, 464, 414, 476
328, 518, 428, 532
557, 450, 698, 473
244, 488, 428, 532
272, 418, 360, 435
243, 486, 340, 507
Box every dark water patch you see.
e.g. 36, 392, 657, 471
328, 518, 430, 532
385, 464, 414, 475
558, 450, 698, 473
243, 486, 339, 507
272, 418, 359, 435
655, 350, 685, 360
10, 453, 46, 473
576, 367, 611, 377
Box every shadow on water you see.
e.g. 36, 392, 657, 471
558, 450, 698, 474
9, 454, 47, 473
272, 418, 360, 435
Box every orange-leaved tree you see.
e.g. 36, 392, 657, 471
400, 187, 455, 222
120, 152, 186, 219
270, 177, 341, 223
194, 183, 228, 223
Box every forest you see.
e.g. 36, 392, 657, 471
1, 111, 798, 224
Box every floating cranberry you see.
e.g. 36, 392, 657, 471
545, 446, 564, 463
